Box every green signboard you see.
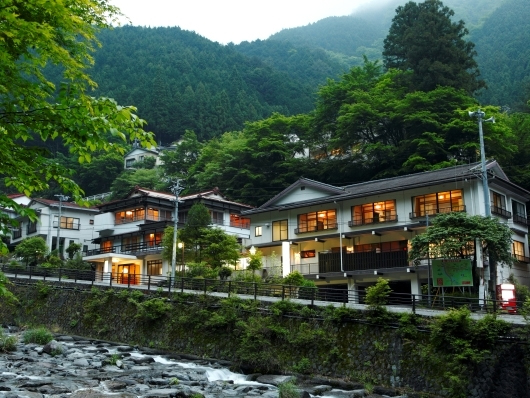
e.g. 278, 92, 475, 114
431, 259, 473, 287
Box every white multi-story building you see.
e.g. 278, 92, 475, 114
9, 198, 100, 256
242, 161, 530, 296
82, 187, 253, 282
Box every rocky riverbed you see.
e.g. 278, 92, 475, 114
0, 326, 408, 398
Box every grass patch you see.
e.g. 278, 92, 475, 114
23, 327, 53, 345
0, 331, 17, 352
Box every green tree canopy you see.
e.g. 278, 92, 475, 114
14, 237, 48, 266
200, 228, 241, 269
383, 0, 484, 94
0, 0, 155, 250
409, 212, 514, 266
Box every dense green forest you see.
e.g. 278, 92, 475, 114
88, 26, 319, 143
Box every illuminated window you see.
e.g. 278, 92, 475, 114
101, 240, 112, 253
53, 216, 80, 230
272, 219, 288, 241
230, 214, 250, 229
255, 226, 263, 237
351, 200, 396, 226
412, 190, 464, 217
300, 250, 316, 258
115, 208, 146, 224
296, 210, 337, 234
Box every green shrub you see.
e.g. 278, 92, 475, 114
365, 278, 392, 307
0, 331, 17, 352
23, 327, 53, 345
278, 380, 299, 398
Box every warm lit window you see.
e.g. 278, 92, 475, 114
147, 207, 159, 221
272, 220, 288, 241
300, 250, 316, 258
230, 214, 250, 229
147, 260, 163, 275
53, 216, 80, 230
412, 190, 464, 217
351, 200, 396, 226
115, 208, 146, 224
513, 241, 524, 257
255, 226, 262, 237
101, 240, 112, 253
296, 210, 337, 234
146, 232, 162, 247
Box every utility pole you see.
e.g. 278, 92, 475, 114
469, 109, 495, 300
54, 194, 69, 257
426, 213, 431, 307
168, 179, 184, 282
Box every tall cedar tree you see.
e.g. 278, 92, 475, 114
382, 0, 485, 95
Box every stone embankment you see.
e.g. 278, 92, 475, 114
0, 326, 409, 398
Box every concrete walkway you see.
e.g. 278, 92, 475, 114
4, 271, 527, 325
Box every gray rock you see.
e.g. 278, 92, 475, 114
73, 358, 90, 367
256, 374, 295, 386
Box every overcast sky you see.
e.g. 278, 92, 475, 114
110, 0, 374, 44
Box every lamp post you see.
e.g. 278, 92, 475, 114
54, 194, 69, 257
469, 109, 495, 301
167, 179, 184, 283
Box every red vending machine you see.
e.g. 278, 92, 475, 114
496, 283, 517, 314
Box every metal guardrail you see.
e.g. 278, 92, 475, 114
0, 263, 522, 315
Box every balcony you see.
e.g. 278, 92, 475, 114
491, 205, 511, 219
294, 222, 338, 235
115, 214, 172, 225
348, 212, 398, 227
409, 205, 466, 219
513, 214, 530, 227
317, 250, 409, 273
84, 241, 162, 257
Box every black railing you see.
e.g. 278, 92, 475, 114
513, 214, 530, 226
115, 215, 172, 225
348, 212, 398, 227
318, 250, 409, 273
491, 205, 512, 219
1, 262, 522, 315
83, 241, 162, 257
409, 205, 466, 219
294, 222, 338, 234
514, 254, 530, 263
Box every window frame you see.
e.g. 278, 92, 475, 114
255, 226, 263, 237
272, 219, 288, 241
411, 190, 464, 218
296, 209, 337, 234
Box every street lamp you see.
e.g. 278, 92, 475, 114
249, 245, 257, 255
178, 242, 184, 275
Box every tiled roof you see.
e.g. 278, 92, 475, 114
31, 198, 99, 211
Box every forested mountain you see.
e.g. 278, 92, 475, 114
87, 26, 319, 144
474, 0, 530, 109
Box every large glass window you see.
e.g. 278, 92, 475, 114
490, 191, 511, 218
272, 220, 288, 241
53, 216, 80, 230
296, 210, 337, 234
147, 260, 163, 275
146, 232, 162, 247
255, 226, 262, 237
412, 190, 464, 217
351, 200, 396, 226
513, 241, 527, 262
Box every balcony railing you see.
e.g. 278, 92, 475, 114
317, 250, 409, 273
409, 205, 466, 219
491, 205, 512, 219
229, 221, 250, 229
294, 222, 338, 235
514, 254, 530, 263
513, 214, 530, 226
83, 241, 163, 257
115, 214, 172, 225
348, 212, 398, 227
